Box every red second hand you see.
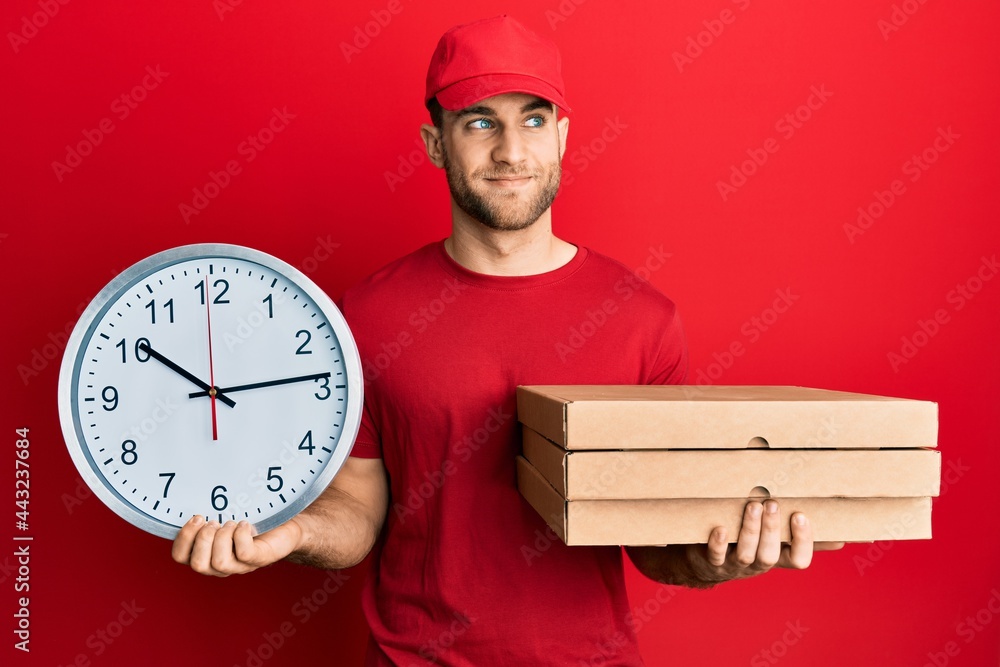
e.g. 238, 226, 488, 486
204, 276, 219, 441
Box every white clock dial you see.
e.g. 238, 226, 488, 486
58, 244, 362, 539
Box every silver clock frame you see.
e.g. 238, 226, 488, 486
57, 243, 364, 540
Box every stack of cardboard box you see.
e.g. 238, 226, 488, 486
516, 386, 940, 546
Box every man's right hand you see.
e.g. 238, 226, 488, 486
171, 515, 302, 577
170, 456, 390, 577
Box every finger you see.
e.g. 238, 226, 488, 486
781, 512, 814, 569
189, 521, 223, 576
755, 500, 782, 569
233, 521, 262, 566
815, 541, 845, 551
733, 502, 764, 567
706, 526, 729, 567
210, 521, 243, 574
171, 515, 205, 565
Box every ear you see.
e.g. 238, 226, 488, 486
557, 115, 570, 161
420, 124, 445, 169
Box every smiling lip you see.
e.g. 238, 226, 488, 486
485, 176, 532, 188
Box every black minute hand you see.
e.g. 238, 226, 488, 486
138, 343, 237, 408
188, 371, 332, 398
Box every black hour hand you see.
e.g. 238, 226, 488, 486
138, 343, 236, 408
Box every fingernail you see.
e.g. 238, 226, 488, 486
766, 501, 778, 514
192, 515, 204, 525
238, 520, 249, 529
794, 514, 807, 526
750, 504, 762, 518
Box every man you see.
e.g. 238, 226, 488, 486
173, 15, 837, 665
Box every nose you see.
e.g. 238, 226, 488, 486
491, 127, 527, 166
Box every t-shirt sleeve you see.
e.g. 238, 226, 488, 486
349, 398, 383, 459
336, 294, 383, 460
647, 304, 690, 386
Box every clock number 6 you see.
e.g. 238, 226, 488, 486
211, 485, 228, 511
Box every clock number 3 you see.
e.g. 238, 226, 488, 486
314, 376, 331, 400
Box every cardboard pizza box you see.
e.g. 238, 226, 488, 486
516, 456, 933, 546
521, 426, 942, 501
516, 385, 938, 450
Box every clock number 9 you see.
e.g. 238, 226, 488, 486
211, 485, 228, 511
121, 439, 138, 465
102, 386, 119, 411
195, 279, 231, 305
116, 338, 151, 363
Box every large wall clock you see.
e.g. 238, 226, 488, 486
58, 244, 363, 539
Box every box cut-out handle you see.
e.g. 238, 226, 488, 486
747, 436, 769, 448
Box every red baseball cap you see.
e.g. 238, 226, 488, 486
425, 15, 571, 113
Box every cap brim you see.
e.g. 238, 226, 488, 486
435, 73, 571, 113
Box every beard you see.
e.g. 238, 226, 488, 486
443, 148, 562, 232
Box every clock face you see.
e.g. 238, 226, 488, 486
58, 244, 362, 539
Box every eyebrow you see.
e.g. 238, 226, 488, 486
453, 98, 555, 119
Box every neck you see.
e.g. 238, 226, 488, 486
445, 205, 577, 276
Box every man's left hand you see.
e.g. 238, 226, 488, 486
683, 499, 844, 585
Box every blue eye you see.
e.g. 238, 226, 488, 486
525, 116, 545, 127
468, 119, 493, 130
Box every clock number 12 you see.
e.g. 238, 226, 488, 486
195, 279, 231, 305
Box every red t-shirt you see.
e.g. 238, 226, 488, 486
341, 241, 688, 666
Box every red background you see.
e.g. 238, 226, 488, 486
3, 1, 999, 665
